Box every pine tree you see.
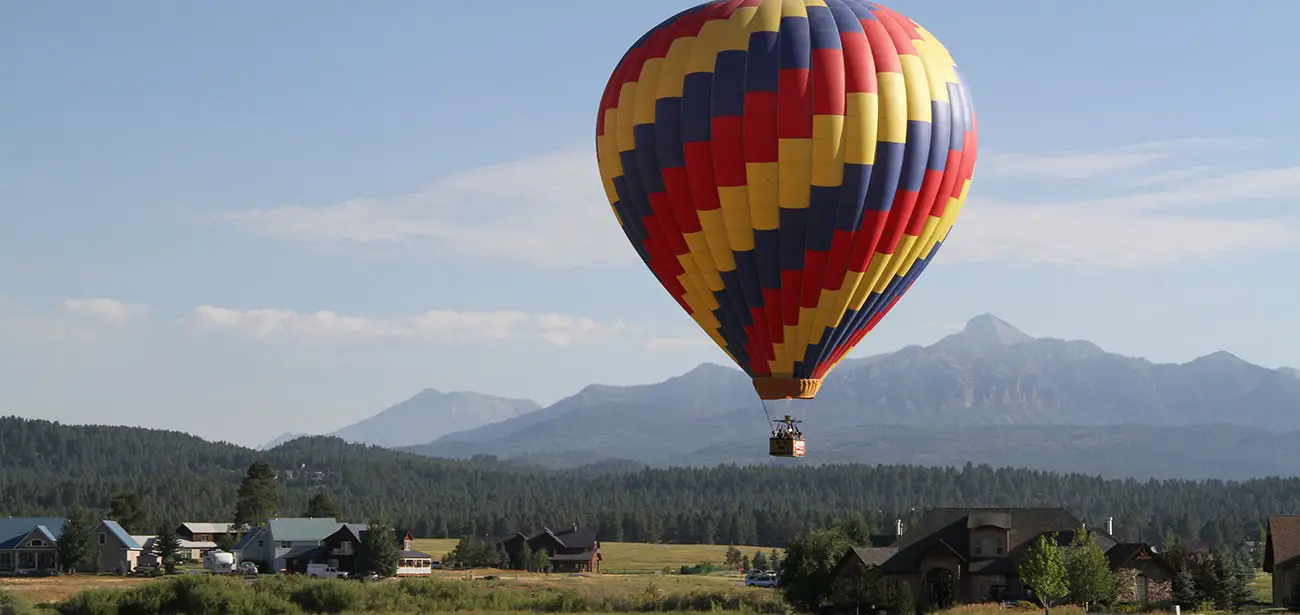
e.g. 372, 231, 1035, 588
356, 518, 400, 578
108, 492, 149, 534
1171, 567, 1200, 608
232, 461, 279, 530
1019, 533, 1069, 611
752, 550, 768, 571
302, 492, 339, 518
154, 522, 182, 574
57, 505, 93, 573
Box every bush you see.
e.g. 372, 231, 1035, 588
49, 573, 789, 614
1, 589, 38, 615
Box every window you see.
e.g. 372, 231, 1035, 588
280, 542, 292, 549
28, 539, 44, 547
1135, 574, 1149, 601
99, 533, 107, 545
257, 540, 264, 547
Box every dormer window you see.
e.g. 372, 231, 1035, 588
979, 536, 1002, 556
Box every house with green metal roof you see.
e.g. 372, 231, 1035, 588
232, 517, 347, 573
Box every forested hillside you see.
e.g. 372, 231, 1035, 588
1, 416, 1297, 548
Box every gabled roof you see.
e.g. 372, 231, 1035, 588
489, 526, 600, 551
1106, 542, 1173, 574
1265, 515, 1300, 572
0, 517, 65, 549
881, 508, 1095, 573
180, 522, 235, 535
400, 549, 432, 558
232, 527, 264, 551
849, 547, 900, 567
96, 520, 143, 550
267, 518, 343, 542
133, 535, 216, 554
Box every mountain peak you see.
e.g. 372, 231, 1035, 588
956, 314, 1033, 346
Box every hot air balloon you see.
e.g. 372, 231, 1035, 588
594, 0, 978, 457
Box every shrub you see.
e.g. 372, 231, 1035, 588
1, 589, 38, 615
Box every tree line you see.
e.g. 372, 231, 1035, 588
3, 416, 1299, 549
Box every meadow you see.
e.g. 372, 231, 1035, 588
411, 539, 774, 573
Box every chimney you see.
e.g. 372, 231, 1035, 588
1107, 517, 1114, 536
896, 519, 904, 536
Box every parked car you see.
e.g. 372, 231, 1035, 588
238, 561, 259, 576
744, 570, 778, 588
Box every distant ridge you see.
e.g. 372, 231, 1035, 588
391, 314, 1300, 479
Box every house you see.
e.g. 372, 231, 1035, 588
89, 520, 142, 573
1264, 515, 1300, 608
0, 517, 63, 574
282, 525, 433, 577
231, 517, 347, 573
282, 523, 367, 574
831, 508, 1173, 609
489, 524, 601, 573
375, 528, 434, 577
177, 522, 238, 548
132, 535, 222, 567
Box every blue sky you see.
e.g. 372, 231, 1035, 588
3, 0, 1298, 446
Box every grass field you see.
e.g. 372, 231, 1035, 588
1251, 570, 1272, 603
0, 574, 159, 603
411, 539, 772, 572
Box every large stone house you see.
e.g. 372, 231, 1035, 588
1264, 515, 1300, 608
832, 508, 1174, 609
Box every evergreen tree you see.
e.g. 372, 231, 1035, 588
154, 522, 182, 574
232, 461, 279, 530
1064, 530, 1118, 610
356, 518, 400, 578
302, 492, 339, 519
752, 550, 769, 571
57, 505, 93, 573
107, 491, 148, 534
1171, 567, 1200, 608
1019, 533, 1069, 612
1212, 549, 1252, 611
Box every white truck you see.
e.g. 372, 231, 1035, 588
307, 563, 348, 579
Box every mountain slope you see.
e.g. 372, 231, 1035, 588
328, 389, 539, 448
401, 314, 1300, 471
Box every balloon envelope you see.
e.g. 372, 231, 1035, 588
595, 0, 977, 400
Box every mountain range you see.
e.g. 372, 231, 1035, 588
263, 389, 538, 449
372, 314, 1300, 479
261, 314, 1300, 480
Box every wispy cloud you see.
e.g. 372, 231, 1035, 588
62, 298, 149, 326
218, 147, 634, 268
190, 305, 636, 347
219, 138, 1299, 270
977, 138, 1265, 181
1, 297, 149, 346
